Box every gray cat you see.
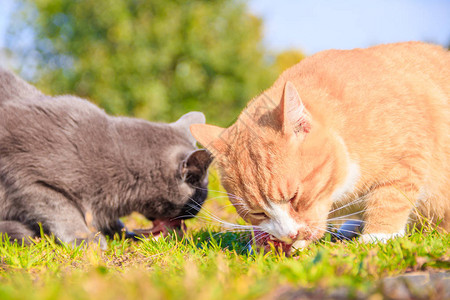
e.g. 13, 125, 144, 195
0, 69, 212, 249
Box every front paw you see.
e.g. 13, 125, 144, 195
359, 230, 405, 243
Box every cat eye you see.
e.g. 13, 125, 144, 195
250, 211, 268, 219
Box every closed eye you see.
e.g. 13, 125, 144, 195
250, 211, 268, 219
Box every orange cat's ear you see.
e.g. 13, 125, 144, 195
190, 124, 228, 154
281, 81, 311, 138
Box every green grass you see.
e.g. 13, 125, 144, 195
0, 172, 449, 299
1, 224, 449, 299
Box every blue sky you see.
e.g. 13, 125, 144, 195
0, 0, 449, 55
247, 0, 450, 54
0, 0, 14, 47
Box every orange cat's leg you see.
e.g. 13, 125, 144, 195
360, 184, 417, 243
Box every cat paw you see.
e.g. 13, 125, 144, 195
359, 230, 405, 243
336, 220, 363, 240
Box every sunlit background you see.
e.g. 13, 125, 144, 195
248, 0, 450, 54
2, 1, 450, 54
0, 0, 449, 127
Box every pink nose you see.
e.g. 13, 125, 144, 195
289, 231, 300, 240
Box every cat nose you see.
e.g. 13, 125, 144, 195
289, 227, 310, 241
289, 231, 300, 241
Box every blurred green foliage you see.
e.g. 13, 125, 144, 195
274, 49, 306, 75
7, 0, 294, 125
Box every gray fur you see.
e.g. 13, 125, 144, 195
0, 68, 212, 249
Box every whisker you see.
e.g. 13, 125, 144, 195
328, 225, 361, 237
243, 232, 266, 253
186, 202, 261, 231
326, 206, 384, 222
221, 203, 245, 207
327, 219, 367, 223
196, 187, 243, 200
169, 196, 268, 241
206, 195, 238, 201
309, 225, 352, 241
328, 195, 368, 215
241, 208, 251, 220
186, 215, 260, 232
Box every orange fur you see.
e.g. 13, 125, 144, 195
191, 42, 450, 246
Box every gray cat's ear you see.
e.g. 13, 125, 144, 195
179, 149, 213, 185
172, 112, 206, 146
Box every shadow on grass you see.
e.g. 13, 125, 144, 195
186, 229, 253, 255
183, 228, 351, 257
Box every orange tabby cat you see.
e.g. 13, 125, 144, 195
191, 42, 450, 251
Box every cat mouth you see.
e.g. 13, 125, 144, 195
250, 230, 293, 254
133, 219, 186, 238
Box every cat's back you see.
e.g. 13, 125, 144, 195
0, 68, 107, 141
0, 82, 108, 143
275, 42, 449, 132
281, 42, 449, 99
318, 42, 449, 96
0, 68, 42, 104
0, 73, 112, 183
0, 67, 104, 116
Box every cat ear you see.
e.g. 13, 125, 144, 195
190, 124, 228, 154
180, 149, 213, 184
172, 112, 206, 146
281, 81, 311, 137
